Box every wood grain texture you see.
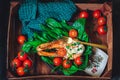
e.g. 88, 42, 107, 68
7, 1, 112, 80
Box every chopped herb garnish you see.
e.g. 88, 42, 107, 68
77, 48, 82, 51
66, 46, 70, 49
71, 43, 77, 46
76, 42, 80, 45
73, 53, 76, 54
69, 54, 73, 59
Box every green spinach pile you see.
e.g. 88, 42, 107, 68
22, 18, 92, 76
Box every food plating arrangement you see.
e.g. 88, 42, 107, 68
7, 1, 112, 79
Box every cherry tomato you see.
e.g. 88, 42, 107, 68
18, 52, 28, 61
23, 59, 32, 68
74, 57, 82, 66
97, 17, 106, 26
93, 10, 101, 18
69, 29, 78, 38
11, 58, 22, 68
97, 26, 107, 35
17, 35, 26, 45
57, 48, 67, 57
79, 11, 88, 18
53, 57, 62, 66
16, 66, 25, 76
63, 59, 71, 69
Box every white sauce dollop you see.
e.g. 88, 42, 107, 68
64, 38, 85, 59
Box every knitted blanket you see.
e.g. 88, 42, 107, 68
19, 0, 77, 39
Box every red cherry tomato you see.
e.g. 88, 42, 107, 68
63, 59, 71, 69
97, 17, 106, 26
74, 57, 82, 66
17, 35, 26, 45
69, 29, 78, 38
79, 11, 88, 18
23, 59, 32, 68
93, 10, 101, 18
18, 52, 28, 61
53, 57, 62, 66
11, 58, 22, 68
16, 66, 25, 76
97, 26, 107, 35
57, 48, 67, 57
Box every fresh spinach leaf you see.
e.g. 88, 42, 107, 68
46, 18, 62, 29
62, 65, 78, 76
41, 56, 54, 65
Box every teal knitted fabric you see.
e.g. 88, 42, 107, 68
19, 0, 37, 21
19, 0, 77, 39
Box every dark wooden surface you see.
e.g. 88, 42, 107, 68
7, 2, 112, 80
0, 0, 9, 80
112, 0, 120, 80
0, 0, 120, 80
